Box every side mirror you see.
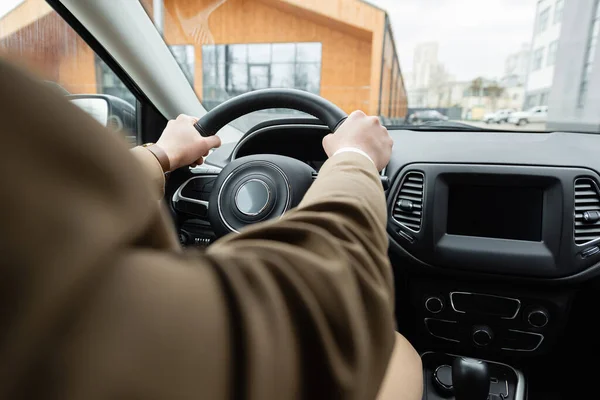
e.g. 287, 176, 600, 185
69, 96, 109, 126
67, 94, 136, 133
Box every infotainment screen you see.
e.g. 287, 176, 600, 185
447, 185, 543, 241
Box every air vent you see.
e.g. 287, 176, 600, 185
393, 171, 424, 232
574, 177, 600, 245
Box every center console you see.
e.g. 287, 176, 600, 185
386, 164, 586, 388
409, 278, 572, 354
388, 163, 600, 278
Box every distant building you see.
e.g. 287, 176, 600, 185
547, 0, 600, 132
523, 0, 563, 109
412, 42, 439, 89
407, 42, 453, 108
504, 42, 530, 86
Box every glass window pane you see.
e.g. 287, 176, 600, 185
215, 62, 226, 89
249, 65, 270, 89
203, 45, 216, 64
272, 44, 296, 63
295, 63, 321, 93
170, 45, 194, 85
227, 64, 248, 92
271, 64, 295, 87
297, 43, 322, 63
227, 44, 248, 63
248, 44, 271, 63
203, 64, 217, 87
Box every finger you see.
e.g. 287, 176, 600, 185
194, 158, 205, 166
203, 135, 222, 149
177, 114, 197, 124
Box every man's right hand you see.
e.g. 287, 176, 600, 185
322, 110, 393, 171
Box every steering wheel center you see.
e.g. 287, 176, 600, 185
235, 179, 271, 216
208, 155, 315, 236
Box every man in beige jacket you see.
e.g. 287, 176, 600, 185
0, 59, 421, 399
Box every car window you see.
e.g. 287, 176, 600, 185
0, 2, 139, 146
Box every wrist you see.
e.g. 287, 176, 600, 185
142, 143, 172, 172
332, 147, 375, 166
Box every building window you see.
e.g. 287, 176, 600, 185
578, 0, 600, 108
170, 45, 195, 86
547, 40, 558, 66
537, 7, 550, 34
532, 47, 544, 71
202, 42, 322, 110
539, 92, 548, 106
554, 0, 564, 24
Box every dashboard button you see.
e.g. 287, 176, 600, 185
425, 296, 444, 314
472, 325, 494, 347
433, 365, 453, 395
527, 308, 549, 328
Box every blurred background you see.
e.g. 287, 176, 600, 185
1, 0, 596, 134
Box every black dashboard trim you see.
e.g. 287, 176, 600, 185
389, 232, 600, 286
231, 123, 330, 160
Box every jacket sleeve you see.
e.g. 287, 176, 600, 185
206, 151, 395, 399
130, 146, 166, 197
58, 152, 394, 400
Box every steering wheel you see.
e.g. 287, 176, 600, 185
189, 89, 348, 237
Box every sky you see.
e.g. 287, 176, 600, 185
369, 0, 538, 82
0, 0, 24, 19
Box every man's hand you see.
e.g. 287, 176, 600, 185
322, 111, 393, 171
156, 114, 222, 171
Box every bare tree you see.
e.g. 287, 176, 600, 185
469, 77, 484, 102
485, 83, 504, 111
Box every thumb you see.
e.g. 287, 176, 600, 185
203, 135, 222, 150
322, 133, 335, 157
192, 135, 222, 155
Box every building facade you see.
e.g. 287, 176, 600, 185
0, 0, 407, 121
547, 0, 600, 131
406, 41, 453, 108
523, 0, 563, 109
504, 42, 530, 86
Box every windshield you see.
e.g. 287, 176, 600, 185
135, 0, 591, 134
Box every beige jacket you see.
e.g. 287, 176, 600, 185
0, 59, 396, 399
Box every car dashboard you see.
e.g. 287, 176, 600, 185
169, 119, 600, 360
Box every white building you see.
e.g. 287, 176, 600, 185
407, 42, 454, 107
412, 42, 439, 89
504, 43, 530, 85
547, 0, 600, 132
524, 0, 564, 109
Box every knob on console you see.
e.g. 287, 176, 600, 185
527, 308, 549, 328
452, 357, 490, 400
425, 296, 444, 314
472, 325, 493, 347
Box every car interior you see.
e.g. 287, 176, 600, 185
3, 0, 600, 399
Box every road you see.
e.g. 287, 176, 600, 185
458, 120, 547, 132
